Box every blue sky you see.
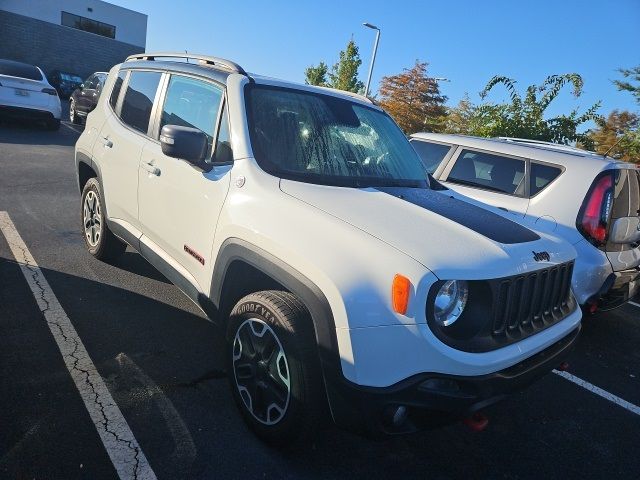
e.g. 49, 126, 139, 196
111, 0, 639, 126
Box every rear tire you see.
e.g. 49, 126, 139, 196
226, 291, 325, 446
81, 178, 126, 262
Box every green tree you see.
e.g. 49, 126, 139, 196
328, 39, 364, 93
304, 61, 328, 87
613, 65, 640, 106
585, 110, 640, 162
377, 61, 447, 134
469, 74, 601, 145
304, 39, 364, 93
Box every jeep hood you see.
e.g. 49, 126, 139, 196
280, 180, 576, 280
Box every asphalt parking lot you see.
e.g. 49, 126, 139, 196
0, 115, 639, 480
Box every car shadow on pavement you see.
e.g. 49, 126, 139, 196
0, 120, 79, 147
113, 250, 172, 284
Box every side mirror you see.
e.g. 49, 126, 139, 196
608, 217, 640, 245
160, 124, 207, 164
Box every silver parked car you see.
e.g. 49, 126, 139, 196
411, 133, 640, 312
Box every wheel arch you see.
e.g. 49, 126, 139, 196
76, 150, 102, 193
211, 238, 339, 360
211, 238, 343, 391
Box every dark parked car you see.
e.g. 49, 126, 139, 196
69, 72, 107, 124
48, 70, 83, 99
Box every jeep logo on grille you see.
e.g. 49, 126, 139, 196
532, 251, 551, 262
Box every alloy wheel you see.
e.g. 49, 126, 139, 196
232, 318, 291, 425
83, 190, 102, 247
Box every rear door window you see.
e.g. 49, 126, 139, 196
119, 70, 162, 134
411, 140, 451, 173
530, 162, 562, 196
447, 150, 526, 195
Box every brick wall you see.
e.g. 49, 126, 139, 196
0, 9, 144, 80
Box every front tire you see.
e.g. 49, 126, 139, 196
227, 291, 325, 446
81, 178, 126, 261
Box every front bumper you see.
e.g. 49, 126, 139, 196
325, 325, 580, 435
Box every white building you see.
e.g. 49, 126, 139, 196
0, 0, 147, 79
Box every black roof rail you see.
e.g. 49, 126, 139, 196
125, 52, 247, 75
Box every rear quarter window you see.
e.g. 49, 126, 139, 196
448, 150, 526, 195
530, 163, 562, 196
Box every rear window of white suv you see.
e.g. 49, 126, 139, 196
530, 162, 562, 196
0, 59, 42, 80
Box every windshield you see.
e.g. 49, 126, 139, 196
245, 84, 430, 188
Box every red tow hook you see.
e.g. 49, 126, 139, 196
463, 412, 489, 432
588, 302, 598, 314
557, 361, 570, 371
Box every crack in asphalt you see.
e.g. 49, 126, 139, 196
23, 247, 144, 478
0, 212, 156, 480
173, 369, 227, 389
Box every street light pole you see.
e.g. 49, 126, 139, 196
363, 22, 380, 97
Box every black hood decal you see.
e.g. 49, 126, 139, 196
376, 187, 540, 245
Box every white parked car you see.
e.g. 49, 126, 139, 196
75, 53, 581, 444
411, 133, 640, 311
0, 58, 61, 130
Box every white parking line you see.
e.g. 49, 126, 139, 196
629, 301, 640, 308
0, 212, 157, 480
553, 370, 640, 416
61, 121, 83, 134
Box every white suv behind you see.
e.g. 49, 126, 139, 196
411, 134, 640, 312
75, 53, 581, 444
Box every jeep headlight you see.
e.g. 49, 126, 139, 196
434, 280, 469, 326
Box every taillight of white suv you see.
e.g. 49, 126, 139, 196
577, 171, 615, 247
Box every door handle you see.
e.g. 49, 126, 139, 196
141, 161, 160, 176
101, 136, 113, 148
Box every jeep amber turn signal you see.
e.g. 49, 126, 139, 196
392, 274, 411, 315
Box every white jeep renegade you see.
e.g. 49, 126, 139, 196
75, 53, 582, 444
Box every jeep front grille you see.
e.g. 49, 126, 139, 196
491, 261, 575, 337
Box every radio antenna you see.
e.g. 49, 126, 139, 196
603, 135, 624, 158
